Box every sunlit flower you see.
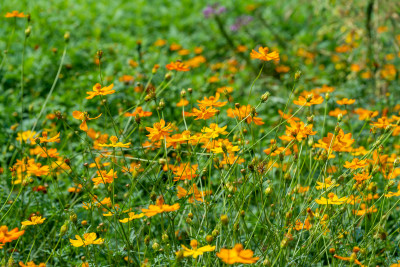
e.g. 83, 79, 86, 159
197, 93, 227, 108
336, 98, 355, 105
146, 119, 173, 142
201, 123, 228, 139
72, 111, 102, 131
166, 61, 190, 71
70, 233, 104, 247
227, 105, 264, 125
92, 169, 117, 185
86, 83, 115, 99
353, 204, 377, 216
124, 106, 152, 118
293, 94, 324, 106
173, 163, 198, 181
177, 184, 211, 203
119, 212, 145, 223
315, 193, 347, 205
21, 215, 46, 226
0, 226, 24, 244
98, 136, 130, 148
141, 196, 180, 217
315, 177, 339, 190
191, 105, 218, 120
5, 11, 26, 18
344, 158, 368, 169
217, 244, 259, 264
18, 261, 46, 267
17, 130, 37, 143
177, 239, 215, 258
250, 46, 279, 62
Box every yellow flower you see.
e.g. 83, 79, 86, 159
98, 136, 130, 148
119, 212, 145, 223
70, 232, 104, 247
176, 239, 215, 258
86, 83, 115, 99
315, 193, 347, 205
21, 215, 46, 226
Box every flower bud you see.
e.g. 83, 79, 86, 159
64, 32, 70, 43
220, 214, 229, 225
25, 26, 32, 38
261, 92, 270, 103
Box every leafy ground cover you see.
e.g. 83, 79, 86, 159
1, 0, 400, 266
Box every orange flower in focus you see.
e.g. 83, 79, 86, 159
141, 196, 180, 217
197, 93, 227, 108
279, 120, 316, 142
146, 119, 173, 142
5, 11, 26, 18
166, 61, 190, 72
86, 83, 115, 99
250, 46, 280, 62
293, 94, 324, 106
354, 108, 379, 121
72, 111, 102, 131
217, 244, 259, 264
191, 105, 218, 120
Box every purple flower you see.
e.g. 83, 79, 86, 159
203, 4, 226, 18
230, 15, 253, 32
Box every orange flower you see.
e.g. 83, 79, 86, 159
98, 136, 130, 148
34, 132, 60, 144
250, 46, 280, 62
146, 119, 173, 142
279, 120, 316, 142
336, 98, 355, 105
314, 128, 354, 152
124, 107, 152, 118
92, 169, 117, 185
293, 94, 324, 106
165, 61, 190, 71
293, 218, 312, 231
334, 254, 365, 266
86, 83, 115, 99
5, 11, 26, 18
176, 98, 189, 107
353, 204, 377, 216
154, 39, 167, 47
173, 163, 198, 181
177, 184, 211, 203
343, 158, 368, 169
141, 196, 180, 217
197, 93, 227, 108
226, 105, 264, 125
0, 225, 24, 244
217, 244, 259, 264
72, 111, 102, 131
329, 108, 347, 117
191, 105, 218, 120
18, 261, 46, 267
27, 162, 50, 177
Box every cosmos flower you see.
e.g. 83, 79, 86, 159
70, 233, 104, 247
250, 47, 280, 62
176, 239, 215, 258
217, 244, 259, 264
141, 196, 180, 217
21, 215, 46, 226
86, 83, 115, 99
